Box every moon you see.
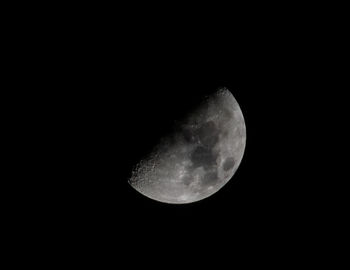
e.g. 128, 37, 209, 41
128, 88, 246, 204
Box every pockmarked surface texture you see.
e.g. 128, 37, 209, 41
129, 88, 246, 204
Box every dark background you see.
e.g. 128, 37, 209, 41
9, 4, 339, 265
46, 33, 308, 254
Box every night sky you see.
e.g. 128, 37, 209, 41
19, 9, 326, 264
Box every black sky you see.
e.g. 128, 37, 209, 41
53, 37, 303, 245
17, 7, 331, 264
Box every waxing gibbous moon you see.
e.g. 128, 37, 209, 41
128, 88, 246, 204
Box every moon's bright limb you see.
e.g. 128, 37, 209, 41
129, 88, 246, 204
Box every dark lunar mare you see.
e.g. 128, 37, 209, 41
191, 146, 217, 169
197, 121, 219, 148
223, 157, 235, 171
202, 170, 219, 187
184, 120, 221, 187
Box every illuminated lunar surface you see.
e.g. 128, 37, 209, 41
128, 88, 246, 204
